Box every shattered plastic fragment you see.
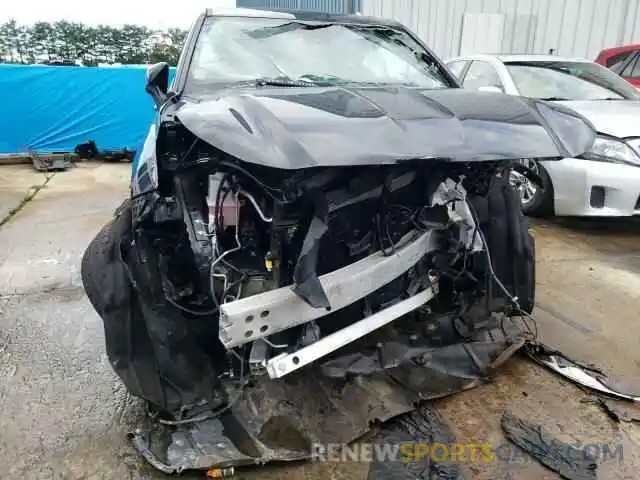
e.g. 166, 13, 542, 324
500, 411, 598, 480
597, 398, 640, 423
367, 405, 467, 479
320, 338, 526, 383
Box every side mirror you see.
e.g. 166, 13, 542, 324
145, 62, 169, 108
477, 85, 504, 94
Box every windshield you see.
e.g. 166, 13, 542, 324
505, 61, 640, 100
184, 16, 451, 91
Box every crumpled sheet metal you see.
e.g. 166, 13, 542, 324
431, 178, 483, 253
501, 411, 598, 480
130, 332, 527, 474
525, 343, 640, 402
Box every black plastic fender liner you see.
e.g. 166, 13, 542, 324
80, 199, 222, 416
81, 200, 162, 403
469, 174, 536, 315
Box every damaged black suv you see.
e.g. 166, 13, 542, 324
81, 7, 596, 474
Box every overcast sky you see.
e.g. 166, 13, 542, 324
1, 0, 236, 29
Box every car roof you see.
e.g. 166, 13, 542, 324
204, 7, 403, 28
598, 44, 640, 54
447, 53, 593, 64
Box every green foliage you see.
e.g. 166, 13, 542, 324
0, 19, 187, 66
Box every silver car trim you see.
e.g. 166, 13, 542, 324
218, 230, 439, 348
265, 285, 438, 379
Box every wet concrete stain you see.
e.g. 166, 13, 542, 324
1, 163, 640, 479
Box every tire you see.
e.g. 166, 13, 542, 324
510, 160, 554, 217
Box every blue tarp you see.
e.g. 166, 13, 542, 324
0, 64, 175, 154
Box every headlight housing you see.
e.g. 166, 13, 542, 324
581, 136, 640, 166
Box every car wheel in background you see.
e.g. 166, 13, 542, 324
509, 159, 554, 216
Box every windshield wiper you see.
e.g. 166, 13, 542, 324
538, 96, 571, 101
297, 74, 422, 88
297, 73, 347, 85
254, 76, 317, 87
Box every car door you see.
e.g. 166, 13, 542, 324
460, 60, 506, 93
606, 50, 636, 73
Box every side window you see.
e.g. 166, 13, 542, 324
446, 60, 469, 80
621, 53, 640, 77
632, 56, 640, 77
607, 51, 634, 72
462, 61, 504, 91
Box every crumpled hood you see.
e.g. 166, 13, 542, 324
175, 86, 596, 169
558, 100, 640, 139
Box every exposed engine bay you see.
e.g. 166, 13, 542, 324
83, 135, 537, 423
80, 111, 596, 472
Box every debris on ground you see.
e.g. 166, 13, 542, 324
525, 342, 640, 401
206, 466, 237, 478
596, 398, 640, 423
127, 331, 522, 474
74, 140, 135, 162
367, 405, 468, 479
500, 410, 598, 480
31, 152, 75, 172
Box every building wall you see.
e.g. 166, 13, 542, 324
361, 0, 640, 61
236, 0, 361, 14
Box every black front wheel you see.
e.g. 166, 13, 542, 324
509, 159, 554, 217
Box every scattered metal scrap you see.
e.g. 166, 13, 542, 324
206, 466, 236, 478
525, 343, 640, 402
501, 410, 598, 480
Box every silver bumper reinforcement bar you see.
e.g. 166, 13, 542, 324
266, 285, 438, 379
218, 230, 440, 348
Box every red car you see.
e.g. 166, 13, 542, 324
595, 44, 640, 88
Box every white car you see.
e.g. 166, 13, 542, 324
446, 54, 640, 217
